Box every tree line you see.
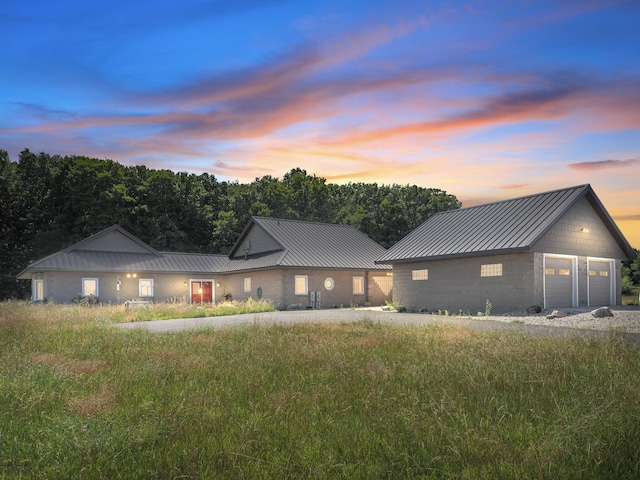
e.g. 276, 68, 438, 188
0, 149, 462, 300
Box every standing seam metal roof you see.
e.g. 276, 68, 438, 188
226, 217, 390, 271
18, 250, 229, 277
376, 184, 634, 263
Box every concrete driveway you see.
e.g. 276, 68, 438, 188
114, 308, 640, 346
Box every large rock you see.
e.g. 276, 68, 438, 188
527, 305, 542, 314
546, 310, 567, 319
591, 306, 613, 318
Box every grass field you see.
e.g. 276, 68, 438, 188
1, 302, 640, 479
623, 286, 640, 306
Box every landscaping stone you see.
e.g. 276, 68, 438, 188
527, 305, 542, 314
591, 306, 614, 318
546, 310, 567, 319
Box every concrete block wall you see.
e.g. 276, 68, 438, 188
220, 270, 284, 307
392, 253, 537, 314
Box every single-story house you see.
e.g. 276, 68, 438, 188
18, 217, 393, 309
376, 184, 635, 314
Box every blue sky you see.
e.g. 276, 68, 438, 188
2, 0, 639, 247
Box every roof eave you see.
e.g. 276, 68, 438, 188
377, 246, 532, 265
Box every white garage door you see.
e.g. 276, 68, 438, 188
588, 260, 613, 306
545, 256, 574, 308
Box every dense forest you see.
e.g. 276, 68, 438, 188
1, 149, 462, 300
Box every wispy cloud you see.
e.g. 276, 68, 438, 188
568, 158, 640, 170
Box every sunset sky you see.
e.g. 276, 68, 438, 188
2, 0, 639, 247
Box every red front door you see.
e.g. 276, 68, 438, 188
191, 281, 213, 303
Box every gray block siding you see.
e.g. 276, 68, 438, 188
220, 270, 285, 307
36, 271, 218, 304
393, 253, 537, 315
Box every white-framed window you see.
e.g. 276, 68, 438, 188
295, 275, 308, 295
33, 279, 44, 301
324, 277, 335, 291
139, 279, 154, 297
412, 269, 429, 280
244, 277, 252, 293
353, 276, 365, 295
480, 264, 502, 277
82, 278, 99, 297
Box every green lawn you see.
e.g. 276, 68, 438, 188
1, 302, 640, 479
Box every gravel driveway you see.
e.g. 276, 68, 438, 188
115, 306, 640, 346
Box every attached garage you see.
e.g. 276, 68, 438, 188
587, 258, 614, 306
544, 255, 576, 309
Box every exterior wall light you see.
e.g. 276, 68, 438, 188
581, 228, 589, 233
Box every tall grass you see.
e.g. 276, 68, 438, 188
1, 302, 640, 479
623, 286, 640, 306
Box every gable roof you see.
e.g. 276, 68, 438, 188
376, 184, 635, 264
222, 216, 390, 272
65, 224, 161, 255
17, 225, 228, 278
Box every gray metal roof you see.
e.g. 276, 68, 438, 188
18, 250, 229, 278
224, 217, 390, 271
18, 219, 391, 279
376, 184, 635, 264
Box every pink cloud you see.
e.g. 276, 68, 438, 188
568, 158, 640, 170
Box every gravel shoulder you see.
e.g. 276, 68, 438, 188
483, 306, 640, 333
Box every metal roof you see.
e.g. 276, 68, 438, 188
376, 184, 635, 264
18, 219, 391, 279
225, 217, 390, 271
18, 250, 229, 278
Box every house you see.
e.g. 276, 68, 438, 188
17, 217, 393, 309
376, 185, 635, 314
219, 216, 393, 308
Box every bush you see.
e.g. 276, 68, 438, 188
622, 276, 634, 295
72, 294, 100, 306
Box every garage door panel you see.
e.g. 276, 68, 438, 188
545, 257, 573, 308
589, 260, 612, 306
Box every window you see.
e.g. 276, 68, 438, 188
139, 279, 154, 297
545, 268, 555, 275
244, 277, 252, 292
558, 269, 570, 276
588, 270, 596, 276
33, 279, 44, 301
295, 275, 308, 295
412, 269, 429, 280
82, 278, 98, 297
481, 264, 502, 277
353, 276, 365, 295
324, 277, 334, 291
599, 271, 609, 277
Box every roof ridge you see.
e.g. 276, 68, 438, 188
439, 184, 591, 215
252, 216, 357, 229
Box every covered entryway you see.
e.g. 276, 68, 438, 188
544, 255, 577, 308
191, 280, 214, 304
588, 258, 614, 306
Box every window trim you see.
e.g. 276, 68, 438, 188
82, 278, 99, 297
33, 279, 44, 301
352, 276, 365, 295
324, 277, 335, 291
139, 278, 154, 297
294, 275, 308, 296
